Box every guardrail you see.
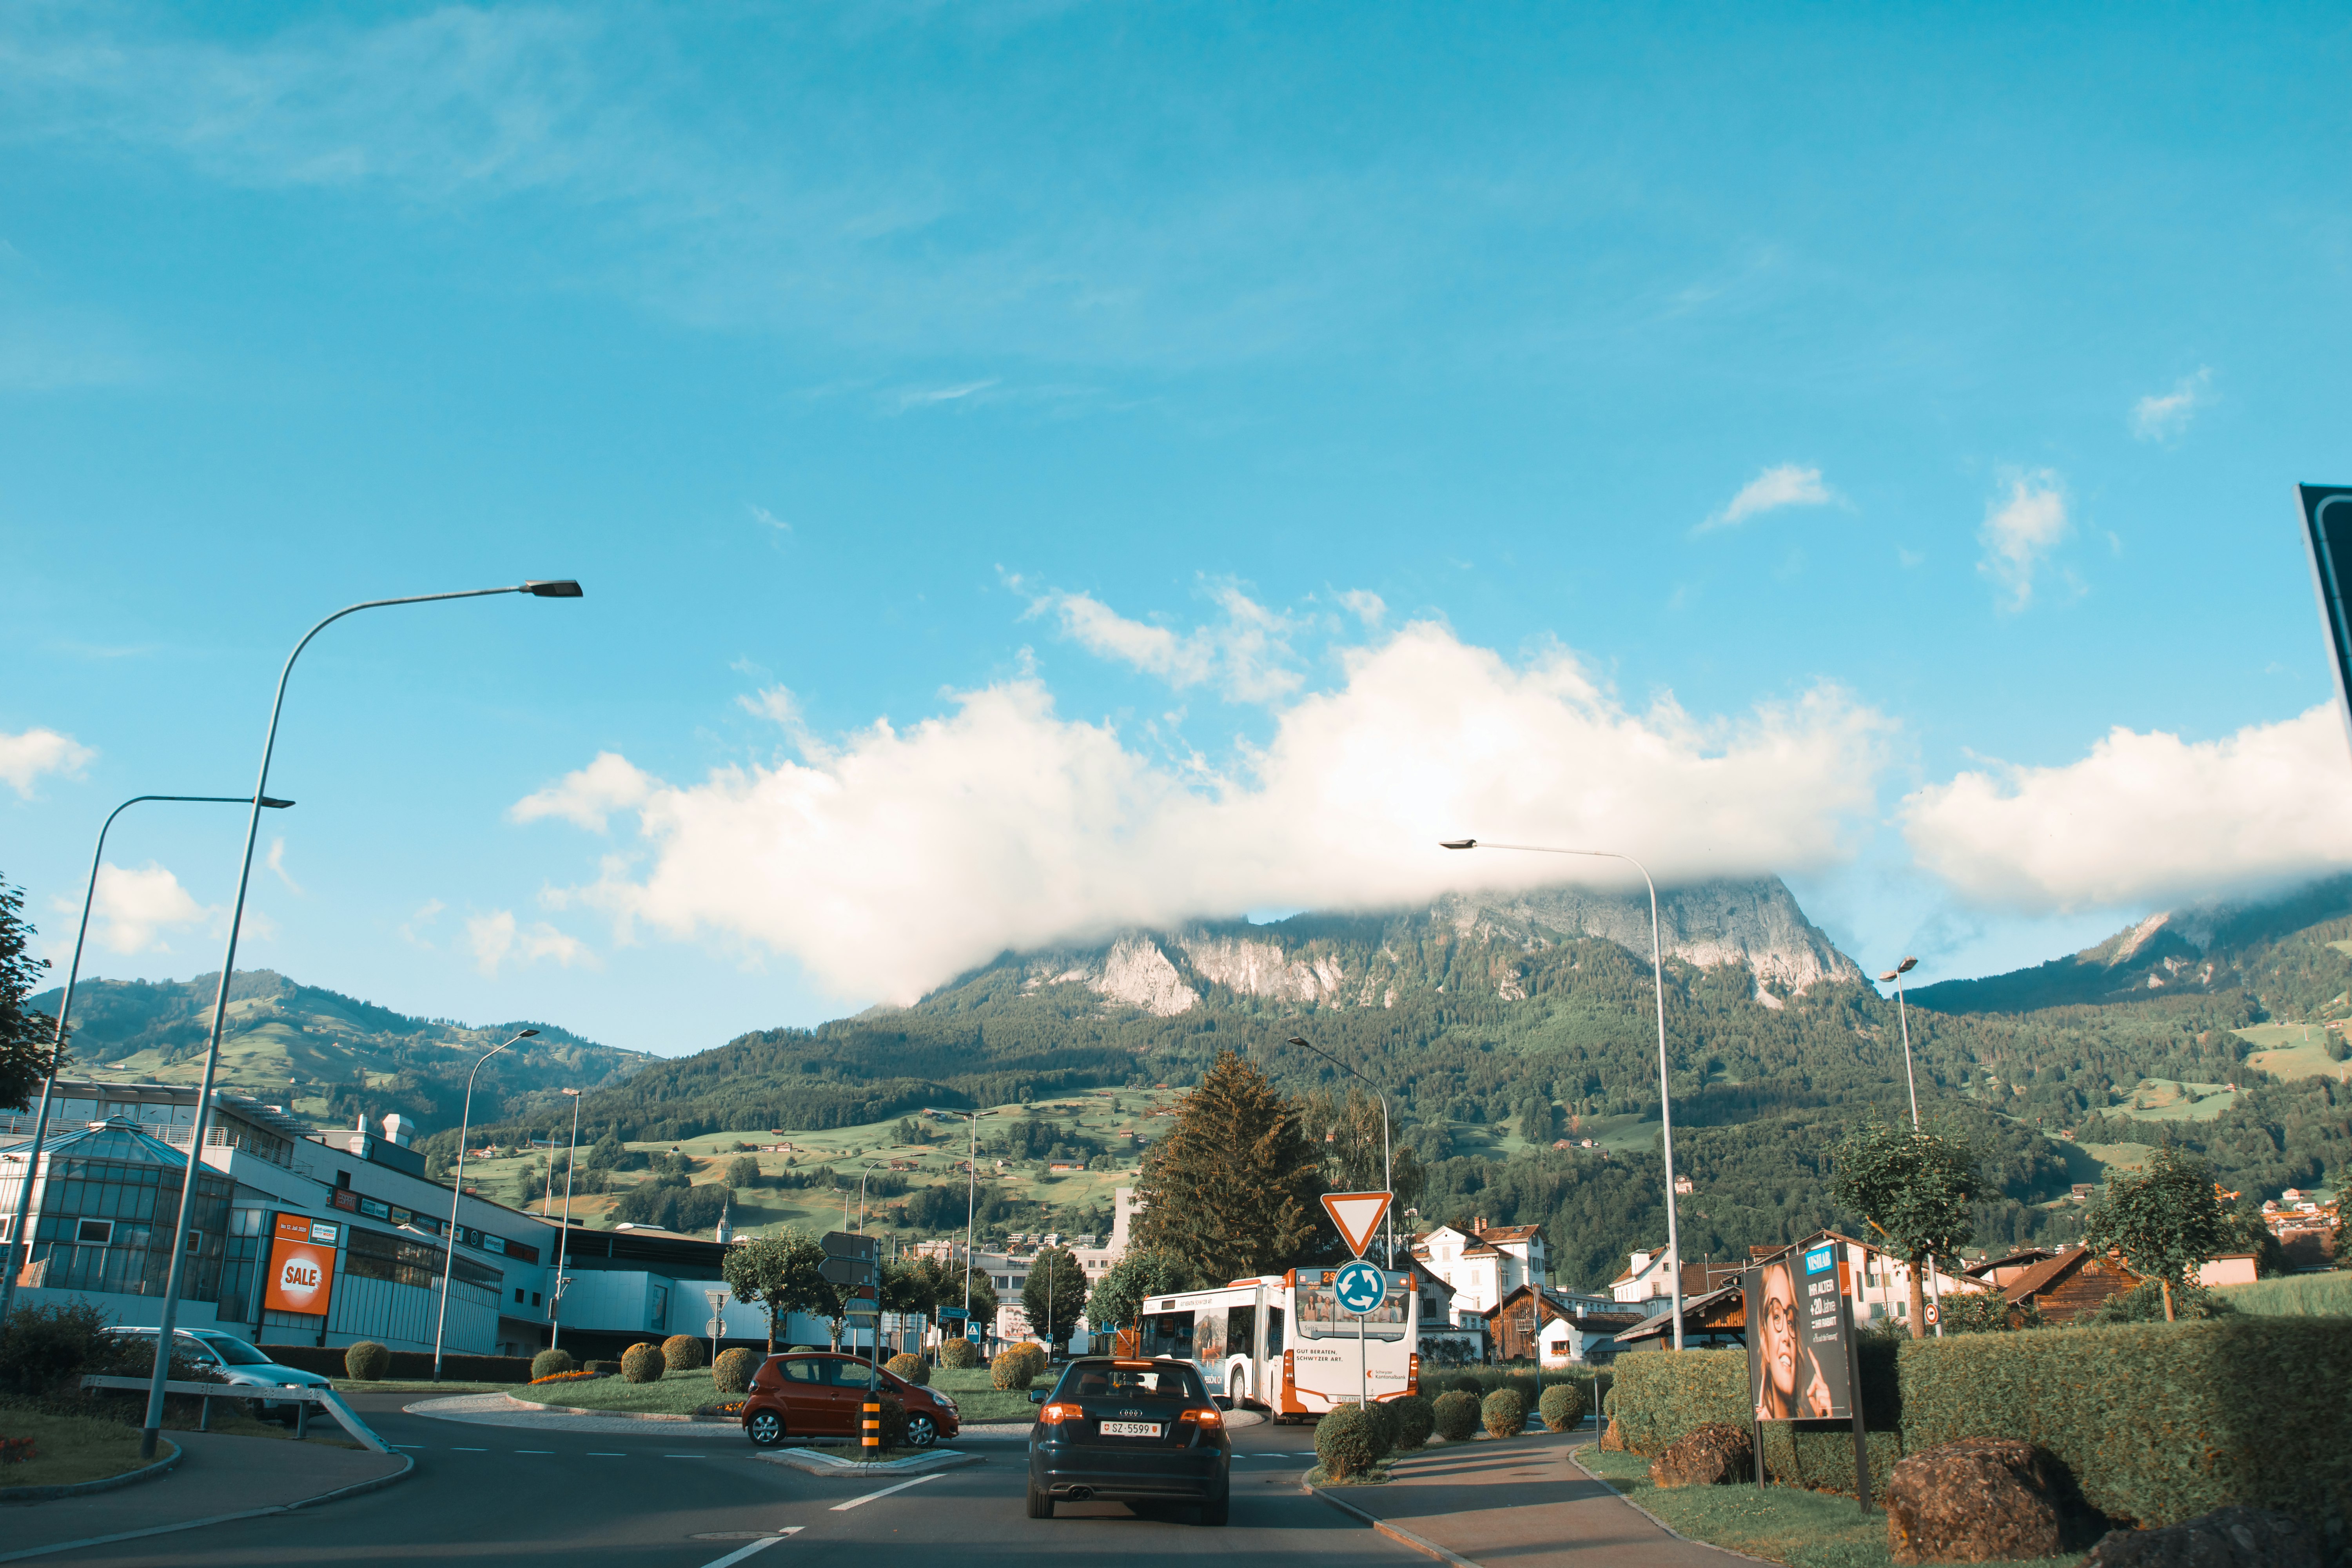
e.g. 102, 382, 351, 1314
78, 1376, 390, 1454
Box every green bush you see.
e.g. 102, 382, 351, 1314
712, 1347, 760, 1394
528, 1348, 574, 1381
341, 1341, 390, 1381
1502, 1372, 1540, 1408
620, 1343, 664, 1383
0, 1302, 109, 1398
661, 1334, 705, 1372
1432, 1389, 1481, 1441
2080, 1279, 2234, 1325
938, 1337, 980, 1370
1360, 1398, 1398, 1456
885, 1352, 929, 1385
1446, 1372, 1484, 1395
1389, 1393, 1435, 1450
1009, 1341, 1049, 1379
990, 1348, 1036, 1391
1538, 1381, 1585, 1432
1480, 1387, 1526, 1437
1315, 1403, 1385, 1480
845, 1389, 907, 1449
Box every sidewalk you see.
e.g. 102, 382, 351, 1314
1313, 1430, 1738, 1567
0, 1432, 410, 1563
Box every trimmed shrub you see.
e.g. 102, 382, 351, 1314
1315, 1402, 1385, 1480
1432, 1389, 1481, 1441
662, 1335, 705, 1372
528, 1348, 575, 1382
1360, 1399, 1397, 1457
1447, 1372, 1484, 1395
1009, 1341, 1049, 1379
215, 1343, 536, 1384
990, 1348, 1036, 1391
938, 1337, 980, 1370
344, 1341, 392, 1381
1538, 1381, 1586, 1432
0, 1302, 110, 1398
713, 1347, 760, 1394
1481, 1387, 1526, 1438
1389, 1393, 1435, 1451
620, 1342, 664, 1383
886, 1353, 929, 1385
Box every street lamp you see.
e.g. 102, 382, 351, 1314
1876, 956, 1945, 1337
137, 579, 581, 1455
857, 1161, 889, 1232
924, 1107, 1001, 1323
0, 793, 293, 1344
435, 1030, 537, 1379
548, 1088, 584, 1350
1279, 1034, 1394, 1269
1441, 838, 1687, 1352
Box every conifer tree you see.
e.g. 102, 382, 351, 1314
1132, 1050, 1323, 1281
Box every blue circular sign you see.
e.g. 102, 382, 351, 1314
1333, 1259, 1388, 1315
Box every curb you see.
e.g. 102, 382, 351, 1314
756, 1446, 982, 1477
1563, 1445, 1776, 1564
500, 1393, 727, 1424
0, 1452, 412, 1564
0, 1439, 181, 1505
1305, 1483, 1483, 1568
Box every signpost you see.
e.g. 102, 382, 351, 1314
1321, 1192, 1394, 1411
705, 1288, 728, 1368
1743, 1240, 1872, 1512
824, 1230, 883, 1451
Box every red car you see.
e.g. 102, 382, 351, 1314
740, 1352, 962, 1448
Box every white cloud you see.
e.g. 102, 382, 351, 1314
0, 727, 95, 797
266, 837, 304, 895
1977, 471, 2069, 613
748, 503, 790, 533
510, 751, 654, 831
2132, 368, 2212, 442
1901, 703, 2352, 913
518, 621, 1890, 1003
1697, 464, 1837, 534
466, 909, 596, 978
398, 898, 445, 949
75, 862, 216, 955
1033, 582, 1304, 701
1336, 590, 1387, 628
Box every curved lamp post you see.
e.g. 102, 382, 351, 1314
434, 1029, 538, 1379
0, 793, 291, 1342
1878, 955, 1944, 1336
140, 579, 581, 1454
1441, 838, 1686, 1351
548, 1087, 584, 1350
1279, 1034, 1394, 1269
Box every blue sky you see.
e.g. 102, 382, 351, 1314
4, 3, 2350, 1056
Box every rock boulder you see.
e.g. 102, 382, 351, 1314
2076, 1507, 2321, 1568
1885, 1437, 2063, 1564
1646, 1422, 1753, 1487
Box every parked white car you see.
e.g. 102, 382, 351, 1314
100, 1327, 332, 1420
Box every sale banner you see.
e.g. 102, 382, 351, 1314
264, 1212, 339, 1316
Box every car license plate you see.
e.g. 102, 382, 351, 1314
1100, 1420, 1162, 1438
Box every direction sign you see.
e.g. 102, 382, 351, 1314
936, 1307, 969, 1322
822, 1230, 879, 1262
820, 1255, 877, 1286
1319, 1191, 1392, 1259
1333, 1259, 1388, 1316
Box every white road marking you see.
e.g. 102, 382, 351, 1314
450, 1446, 487, 1452
696, 1529, 802, 1568
829, 1473, 944, 1511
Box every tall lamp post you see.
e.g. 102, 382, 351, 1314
548, 1087, 584, 1350
1441, 838, 1687, 1351
0, 793, 292, 1343
434, 1030, 537, 1379
924, 1107, 1001, 1324
1877, 956, 1944, 1336
137, 579, 581, 1455
1279, 1034, 1394, 1269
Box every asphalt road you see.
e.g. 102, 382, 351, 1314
31, 1397, 1428, 1568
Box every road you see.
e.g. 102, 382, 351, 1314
31, 1397, 1431, 1568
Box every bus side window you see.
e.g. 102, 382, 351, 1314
1226, 1305, 1254, 1361
1265, 1306, 1284, 1354
1143, 1310, 1195, 1361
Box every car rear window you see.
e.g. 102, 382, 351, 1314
1054, 1363, 1208, 1402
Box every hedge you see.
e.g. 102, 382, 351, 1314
256, 1345, 537, 1384
1605, 1319, 2352, 1537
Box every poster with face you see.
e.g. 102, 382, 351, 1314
1744, 1241, 1854, 1421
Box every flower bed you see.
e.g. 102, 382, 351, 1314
528, 1370, 607, 1386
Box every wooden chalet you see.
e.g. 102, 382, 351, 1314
1611, 1281, 1748, 1351
1481, 1283, 1646, 1363
2000, 1245, 2138, 1323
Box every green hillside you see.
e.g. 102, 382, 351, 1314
31, 969, 650, 1135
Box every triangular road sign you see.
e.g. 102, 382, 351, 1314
1321, 1191, 1392, 1259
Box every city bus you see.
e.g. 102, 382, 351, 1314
1133, 1267, 1417, 1420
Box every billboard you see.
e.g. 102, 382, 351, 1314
263, 1213, 340, 1317
1744, 1240, 1855, 1421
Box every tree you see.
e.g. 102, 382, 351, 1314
1021, 1245, 1088, 1353
726, 1154, 763, 1189
722, 1228, 838, 1354
1828, 1119, 1982, 1339
1132, 1050, 1324, 1282
2082, 1145, 2237, 1322
1300, 1087, 1426, 1212
0, 873, 63, 1112
1086, 1248, 1194, 1335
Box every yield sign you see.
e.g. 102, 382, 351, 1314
1321, 1191, 1392, 1259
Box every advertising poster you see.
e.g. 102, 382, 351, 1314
1744, 1240, 1854, 1421
263, 1212, 340, 1316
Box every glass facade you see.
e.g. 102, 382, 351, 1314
0, 1120, 232, 1301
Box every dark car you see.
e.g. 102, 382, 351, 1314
739, 1351, 961, 1448
1025, 1357, 1230, 1525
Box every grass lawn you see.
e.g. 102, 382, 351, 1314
508, 1370, 731, 1415
925, 1367, 1040, 1425
0, 1406, 166, 1489
2218, 1272, 2352, 1317
1573, 1444, 2077, 1568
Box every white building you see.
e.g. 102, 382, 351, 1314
1409, 1218, 1548, 1321
1611, 1247, 1679, 1306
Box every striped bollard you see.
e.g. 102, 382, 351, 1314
864, 1399, 881, 1453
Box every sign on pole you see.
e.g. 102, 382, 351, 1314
2298, 483, 2352, 742
822, 1231, 879, 1262
1320, 1191, 1392, 1259
1332, 1258, 1388, 1315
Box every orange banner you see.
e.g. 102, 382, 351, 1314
264, 1213, 338, 1316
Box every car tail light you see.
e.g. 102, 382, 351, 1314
1180, 1406, 1223, 1429
1039, 1402, 1083, 1425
